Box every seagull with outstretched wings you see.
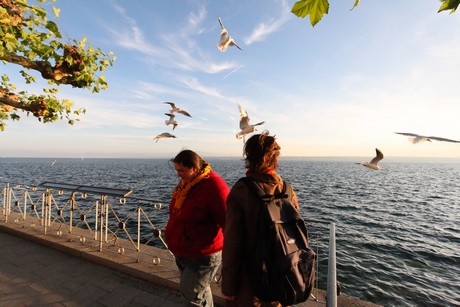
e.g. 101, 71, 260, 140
153, 132, 176, 143
217, 17, 242, 52
358, 148, 384, 170
235, 104, 265, 143
165, 113, 178, 130
395, 132, 460, 144
163, 102, 192, 117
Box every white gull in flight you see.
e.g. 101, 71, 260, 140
358, 148, 384, 170
235, 104, 265, 143
165, 113, 178, 130
217, 17, 242, 52
395, 132, 460, 144
163, 102, 192, 117
153, 132, 176, 143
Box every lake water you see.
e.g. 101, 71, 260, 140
1, 157, 459, 306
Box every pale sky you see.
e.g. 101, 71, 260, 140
2, 0, 460, 159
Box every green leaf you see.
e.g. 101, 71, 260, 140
32, 6, 47, 18
45, 21, 62, 38
438, 0, 460, 13
291, 0, 330, 27
15, 0, 28, 6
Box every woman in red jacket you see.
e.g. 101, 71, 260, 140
165, 149, 230, 306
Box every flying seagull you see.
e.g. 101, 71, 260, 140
358, 148, 384, 170
217, 17, 242, 52
164, 113, 178, 130
153, 132, 176, 143
163, 102, 192, 117
235, 104, 265, 143
395, 132, 460, 144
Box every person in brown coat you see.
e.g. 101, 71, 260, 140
221, 132, 299, 306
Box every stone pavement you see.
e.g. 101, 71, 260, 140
0, 231, 187, 306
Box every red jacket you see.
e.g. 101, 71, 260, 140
165, 171, 229, 257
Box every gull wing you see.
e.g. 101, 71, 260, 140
218, 17, 229, 51
230, 38, 243, 50
238, 104, 250, 129
252, 121, 265, 127
369, 148, 384, 165
395, 132, 419, 137
218, 16, 225, 29
163, 102, 176, 109
238, 104, 248, 118
165, 113, 175, 120
239, 115, 250, 129
427, 136, 460, 143
177, 109, 192, 117
161, 132, 175, 138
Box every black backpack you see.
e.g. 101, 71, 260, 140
241, 177, 316, 306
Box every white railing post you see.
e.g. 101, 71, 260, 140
69, 192, 76, 233
104, 197, 108, 243
137, 207, 141, 251
23, 190, 28, 220
43, 189, 52, 234
327, 222, 337, 307
98, 197, 104, 251
3, 183, 11, 221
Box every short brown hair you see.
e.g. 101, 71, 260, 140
172, 149, 207, 170
244, 132, 280, 173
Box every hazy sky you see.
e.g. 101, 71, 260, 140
2, 0, 460, 159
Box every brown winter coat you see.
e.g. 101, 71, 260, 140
221, 172, 299, 307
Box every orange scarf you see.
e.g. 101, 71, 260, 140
172, 164, 212, 213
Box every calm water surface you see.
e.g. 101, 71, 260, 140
1, 157, 459, 306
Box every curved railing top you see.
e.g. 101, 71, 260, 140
39, 181, 133, 198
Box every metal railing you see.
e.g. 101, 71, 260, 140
1, 181, 173, 264
1, 181, 337, 305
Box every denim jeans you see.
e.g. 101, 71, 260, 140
175, 251, 222, 307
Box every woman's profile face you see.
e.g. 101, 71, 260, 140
174, 162, 197, 182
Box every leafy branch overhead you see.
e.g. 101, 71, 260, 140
291, 0, 459, 26
0, 0, 115, 131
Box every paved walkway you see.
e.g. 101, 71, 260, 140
0, 231, 187, 306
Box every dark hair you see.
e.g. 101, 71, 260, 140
244, 131, 280, 173
173, 149, 207, 170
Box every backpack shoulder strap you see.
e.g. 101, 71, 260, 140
283, 180, 293, 201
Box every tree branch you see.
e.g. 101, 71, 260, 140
0, 88, 47, 115
0, 51, 87, 88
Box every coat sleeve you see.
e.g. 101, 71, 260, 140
208, 174, 230, 229
221, 182, 246, 296
291, 186, 300, 212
